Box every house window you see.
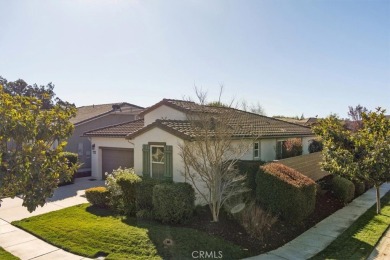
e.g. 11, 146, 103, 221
142, 144, 173, 181
78, 142, 84, 157
151, 145, 165, 180
253, 142, 260, 159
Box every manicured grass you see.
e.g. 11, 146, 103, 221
12, 204, 250, 260
312, 190, 390, 260
0, 247, 19, 260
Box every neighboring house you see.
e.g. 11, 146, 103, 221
84, 99, 315, 181
67, 102, 144, 175
305, 117, 319, 126
273, 117, 308, 126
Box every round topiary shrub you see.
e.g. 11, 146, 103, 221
85, 187, 110, 208
153, 182, 195, 224
331, 176, 355, 204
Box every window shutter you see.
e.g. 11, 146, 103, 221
142, 144, 150, 178
164, 145, 173, 182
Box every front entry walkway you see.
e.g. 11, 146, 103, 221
0, 177, 104, 259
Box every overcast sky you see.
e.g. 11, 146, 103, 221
1, 0, 389, 118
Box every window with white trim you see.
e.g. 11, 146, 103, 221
253, 141, 260, 159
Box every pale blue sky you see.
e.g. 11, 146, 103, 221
1, 0, 389, 118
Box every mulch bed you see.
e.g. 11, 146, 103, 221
182, 190, 344, 255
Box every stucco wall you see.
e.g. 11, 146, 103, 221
132, 127, 186, 182
90, 137, 134, 179
144, 105, 187, 125
302, 136, 313, 155
66, 113, 136, 171
132, 127, 213, 204
261, 139, 277, 161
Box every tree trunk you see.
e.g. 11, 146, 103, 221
375, 184, 381, 214
212, 203, 219, 222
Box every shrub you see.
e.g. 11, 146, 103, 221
153, 182, 195, 224
236, 201, 278, 241
62, 152, 78, 165
85, 187, 110, 208
136, 209, 155, 220
308, 139, 323, 153
136, 177, 163, 211
255, 163, 316, 223
237, 160, 265, 199
353, 181, 365, 197
331, 176, 355, 203
59, 152, 78, 185
283, 138, 303, 158
365, 180, 374, 191
277, 138, 303, 159
105, 167, 141, 214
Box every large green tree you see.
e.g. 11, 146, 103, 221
0, 79, 77, 212
313, 108, 390, 213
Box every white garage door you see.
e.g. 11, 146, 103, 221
102, 148, 134, 179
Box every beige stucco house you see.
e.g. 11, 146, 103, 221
84, 99, 315, 182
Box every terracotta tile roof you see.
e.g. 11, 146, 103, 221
83, 119, 144, 137
86, 99, 313, 139
277, 152, 330, 182
139, 99, 223, 116
71, 102, 144, 125
128, 105, 314, 140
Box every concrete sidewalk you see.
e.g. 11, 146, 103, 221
246, 183, 390, 260
0, 177, 104, 260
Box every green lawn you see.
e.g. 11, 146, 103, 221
12, 204, 250, 260
0, 247, 19, 260
312, 190, 390, 260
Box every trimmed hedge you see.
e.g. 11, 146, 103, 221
153, 182, 195, 224
116, 170, 142, 216
237, 160, 265, 198
255, 163, 316, 223
85, 187, 110, 208
136, 209, 155, 220
331, 176, 355, 204
136, 177, 163, 211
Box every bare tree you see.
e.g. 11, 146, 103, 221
179, 87, 251, 222
347, 104, 368, 132
241, 100, 266, 115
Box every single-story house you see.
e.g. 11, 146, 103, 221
66, 102, 143, 174
84, 99, 315, 181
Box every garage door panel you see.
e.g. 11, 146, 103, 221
102, 148, 134, 179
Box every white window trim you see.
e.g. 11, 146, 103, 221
253, 141, 260, 159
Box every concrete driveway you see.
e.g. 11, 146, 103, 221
0, 177, 105, 222
0, 177, 105, 260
